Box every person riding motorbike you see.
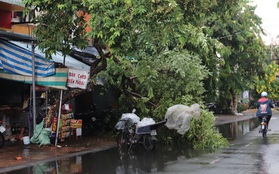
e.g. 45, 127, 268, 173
256, 91, 274, 130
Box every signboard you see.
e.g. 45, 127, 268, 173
67, 69, 89, 89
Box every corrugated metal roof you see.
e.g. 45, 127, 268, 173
0, 0, 24, 7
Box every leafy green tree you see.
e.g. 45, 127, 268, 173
22, 0, 264, 149
24, 0, 222, 123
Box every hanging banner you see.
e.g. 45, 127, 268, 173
67, 69, 89, 89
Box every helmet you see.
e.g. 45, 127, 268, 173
261, 91, 268, 97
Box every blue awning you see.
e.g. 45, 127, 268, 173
0, 39, 55, 77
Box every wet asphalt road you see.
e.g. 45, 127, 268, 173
2, 114, 279, 174
155, 114, 279, 174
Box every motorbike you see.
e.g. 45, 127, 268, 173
115, 110, 167, 154
259, 116, 269, 138
0, 120, 6, 148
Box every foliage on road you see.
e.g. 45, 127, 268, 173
186, 110, 229, 149
159, 110, 229, 149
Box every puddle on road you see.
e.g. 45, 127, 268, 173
216, 117, 259, 141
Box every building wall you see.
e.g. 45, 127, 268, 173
12, 24, 35, 36
0, 9, 12, 29
0, 2, 34, 36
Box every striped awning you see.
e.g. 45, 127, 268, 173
0, 39, 55, 77
0, 68, 68, 90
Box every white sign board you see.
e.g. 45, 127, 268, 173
243, 90, 249, 99
67, 69, 89, 89
76, 128, 82, 136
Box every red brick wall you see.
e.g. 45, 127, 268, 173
0, 9, 11, 29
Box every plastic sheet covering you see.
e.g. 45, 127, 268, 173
137, 117, 155, 128
164, 104, 201, 135
120, 112, 140, 124
115, 111, 140, 130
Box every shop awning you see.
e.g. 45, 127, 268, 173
0, 31, 93, 90
0, 68, 68, 90
0, 39, 55, 77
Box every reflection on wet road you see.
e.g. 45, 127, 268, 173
216, 117, 259, 141
4, 146, 209, 174
3, 115, 279, 174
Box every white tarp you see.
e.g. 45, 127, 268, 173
115, 110, 140, 130
164, 104, 201, 135
137, 117, 155, 128
115, 109, 156, 130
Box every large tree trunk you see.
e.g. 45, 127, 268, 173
231, 90, 238, 115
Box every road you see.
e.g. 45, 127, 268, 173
155, 114, 279, 174
2, 114, 279, 174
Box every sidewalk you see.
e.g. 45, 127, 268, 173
214, 109, 257, 126
0, 109, 263, 173
215, 108, 279, 126
0, 136, 116, 173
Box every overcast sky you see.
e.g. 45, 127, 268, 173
252, 0, 279, 45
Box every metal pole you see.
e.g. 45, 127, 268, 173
31, 41, 36, 136
45, 90, 48, 116
29, 86, 32, 137
55, 55, 66, 146
55, 90, 63, 146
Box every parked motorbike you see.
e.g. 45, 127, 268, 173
0, 120, 6, 148
259, 116, 269, 138
115, 110, 167, 154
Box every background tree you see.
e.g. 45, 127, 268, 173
201, 1, 267, 113
254, 53, 279, 100
86, 0, 226, 118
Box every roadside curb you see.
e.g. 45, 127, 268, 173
214, 108, 279, 126
215, 115, 257, 126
